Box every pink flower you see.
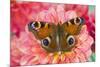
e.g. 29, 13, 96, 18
86, 11, 95, 52
11, 1, 56, 37
64, 4, 88, 17
11, 2, 94, 66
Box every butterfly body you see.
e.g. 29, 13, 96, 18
28, 17, 84, 52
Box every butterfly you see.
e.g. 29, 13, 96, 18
28, 17, 84, 52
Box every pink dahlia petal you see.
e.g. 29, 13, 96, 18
56, 5, 66, 23
14, 32, 36, 55
76, 25, 93, 52
78, 25, 88, 42
74, 48, 87, 62
26, 56, 39, 65
75, 5, 88, 16
38, 52, 49, 64
65, 58, 70, 63
64, 52, 76, 63
65, 10, 77, 22
78, 35, 93, 52
64, 5, 88, 16
84, 49, 92, 60
72, 56, 80, 63
35, 7, 58, 24
71, 25, 93, 62
20, 55, 39, 65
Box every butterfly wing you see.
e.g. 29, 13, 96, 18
60, 17, 84, 51
28, 21, 59, 52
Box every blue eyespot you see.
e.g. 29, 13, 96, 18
41, 37, 51, 47
80, 17, 84, 23
43, 39, 49, 46
67, 35, 75, 46
28, 22, 36, 30
75, 17, 84, 24
31, 22, 36, 29
28, 21, 41, 31
68, 37, 74, 45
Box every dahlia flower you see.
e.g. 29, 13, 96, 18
11, 1, 95, 66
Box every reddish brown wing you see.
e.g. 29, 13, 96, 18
28, 21, 59, 52
60, 17, 84, 52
